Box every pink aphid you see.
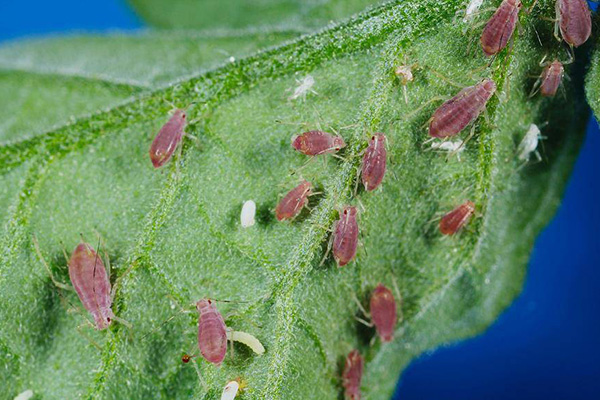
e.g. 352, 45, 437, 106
68, 242, 115, 330
480, 0, 522, 56
439, 201, 476, 235
333, 206, 359, 267
197, 299, 227, 366
557, 0, 592, 48
540, 60, 564, 97
342, 350, 363, 400
429, 79, 496, 138
361, 133, 387, 192
370, 284, 397, 343
275, 180, 312, 221
149, 109, 187, 168
292, 130, 346, 156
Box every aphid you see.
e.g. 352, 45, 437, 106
240, 200, 256, 228
292, 130, 346, 156
68, 242, 115, 330
14, 390, 34, 400
221, 380, 240, 400
275, 180, 312, 221
181, 353, 192, 363
480, 0, 522, 56
429, 79, 496, 138
227, 330, 265, 355
149, 109, 187, 168
439, 201, 476, 235
197, 299, 227, 366
395, 65, 414, 103
342, 350, 363, 400
539, 60, 565, 97
369, 284, 397, 343
361, 133, 387, 192
517, 124, 544, 162
288, 75, 316, 101
556, 0, 591, 48
333, 206, 359, 267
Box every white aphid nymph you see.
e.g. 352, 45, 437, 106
240, 200, 256, 228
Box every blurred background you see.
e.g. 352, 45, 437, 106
1, 1, 598, 399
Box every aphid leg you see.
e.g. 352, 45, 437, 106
32, 236, 73, 291
110, 261, 135, 301
76, 323, 102, 351
319, 233, 334, 266
190, 358, 208, 390
449, 125, 476, 159
391, 276, 404, 324
111, 315, 132, 329
427, 68, 465, 89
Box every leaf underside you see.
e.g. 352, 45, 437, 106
0, 1, 589, 399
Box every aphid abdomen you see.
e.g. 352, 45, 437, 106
557, 0, 591, 47
342, 350, 363, 400
68, 243, 114, 330
361, 133, 387, 191
292, 130, 346, 155
370, 284, 397, 342
276, 180, 312, 221
149, 109, 187, 168
197, 299, 227, 365
480, 0, 521, 56
439, 201, 476, 235
429, 80, 496, 138
540, 61, 564, 97
333, 207, 359, 267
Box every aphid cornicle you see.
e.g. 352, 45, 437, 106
429, 79, 496, 138
197, 299, 228, 366
439, 201, 476, 235
539, 60, 564, 97
557, 0, 591, 48
333, 206, 359, 267
370, 284, 397, 343
149, 109, 187, 168
480, 0, 522, 56
361, 133, 387, 192
292, 130, 346, 156
69, 242, 115, 330
275, 180, 312, 221
342, 350, 363, 400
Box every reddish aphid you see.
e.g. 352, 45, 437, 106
361, 133, 387, 192
333, 206, 359, 267
197, 299, 227, 366
68, 242, 115, 330
342, 350, 363, 400
275, 180, 312, 221
370, 284, 397, 343
429, 79, 496, 138
292, 130, 346, 156
149, 109, 187, 168
557, 0, 591, 48
439, 201, 476, 235
480, 0, 522, 56
540, 60, 565, 97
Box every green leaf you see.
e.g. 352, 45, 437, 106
0, 0, 588, 399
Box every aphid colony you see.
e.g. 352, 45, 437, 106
33, 1, 592, 398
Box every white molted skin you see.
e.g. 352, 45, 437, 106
464, 0, 484, 21
221, 381, 240, 400
240, 200, 256, 228
227, 330, 266, 355
14, 390, 34, 400
518, 124, 542, 161
288, 75, 316, 100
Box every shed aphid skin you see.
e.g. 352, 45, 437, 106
227, 330, 265, 355
275, 180, 312, 221
430, 140, 466, 160
292, 130, 346, 156
149, 109, 187, 168
240, 200, 256, 228
14, 390, 34, 400
197, 298, 228, 365
463, 0, 485, 22
439, 201, 476, 235
342, 350, 363, 400
480, 0, 522, 56
361, 133, 387, 192
429, 79, 496, 138
369, 284, 398, 343
288, 75, 316, 101
395, 64, 414, 103
333, 206, 359, 267
518, 124, 545, 162
556, 0, 591, 48
221, 380, 240, 400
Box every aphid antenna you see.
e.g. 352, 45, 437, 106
32, 236, 73, 292
319, 234, 334, 267
390, 276, 404, 324
189, 358, 208, 390
425, 67, 465, 89
561, 43, 574, 66
76, 323, 103, 351
404, 96, 446, 121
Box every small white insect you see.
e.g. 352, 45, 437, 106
14, 390, 34, 400
431, 140, 465, 160
288, 75, 316, 101
395, 65, 414, 103
240, 200, 256, 228
463, 0, 484, 22
221, 380, 240, 400
518, 124, 544, 162
227, 329, 265, 355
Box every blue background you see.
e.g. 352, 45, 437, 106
0, 1, 598, 399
